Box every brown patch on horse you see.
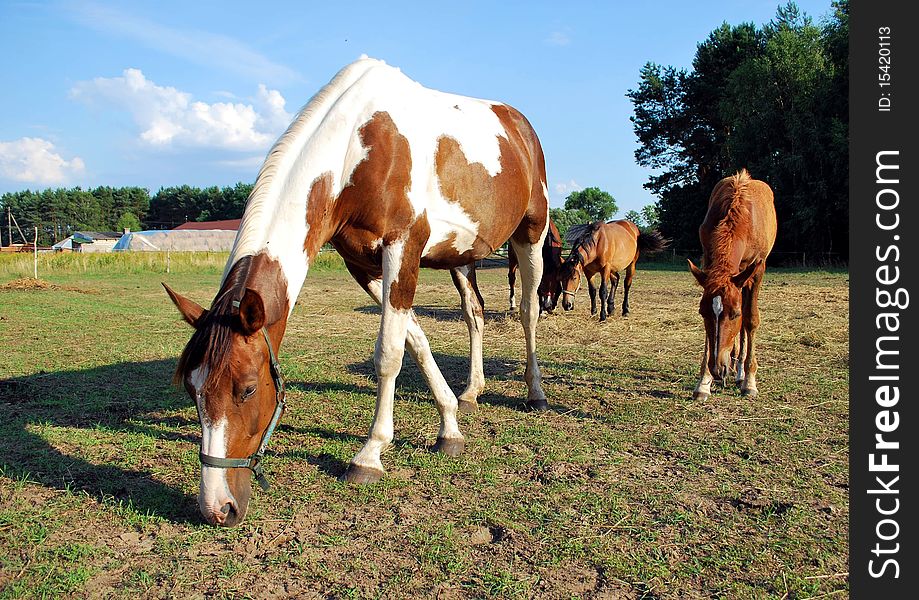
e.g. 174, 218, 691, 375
389, 215, 431, 310
303, 111, 416, 270
303, 171, 336, 260
492, 105, 549, 245
174, 253, 289, 393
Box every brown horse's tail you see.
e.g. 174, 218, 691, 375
637, 230, 669, 254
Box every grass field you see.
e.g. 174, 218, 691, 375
0, 253, 848, 599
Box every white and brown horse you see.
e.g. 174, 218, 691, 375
558, 220, 668, 321
688, 169, 776, 400
164, 57, 551, 526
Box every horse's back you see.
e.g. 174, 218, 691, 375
599, 221, 640, 271
295, 59, 547, 270
701, 171, 776, 265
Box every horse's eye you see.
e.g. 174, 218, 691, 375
729, 311, 741, 320
241, 385, 257, 400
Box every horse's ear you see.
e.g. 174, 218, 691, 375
687, 259, 706, 287
237, 288, 266, 335
162, 283, 206, 327
732, 260, 760, 289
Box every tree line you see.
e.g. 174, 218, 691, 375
0, 183, 253, 247
627, 1, 848, 260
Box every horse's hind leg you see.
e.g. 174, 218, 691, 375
607, 272, 620, 315
621, 258, 636, 316
509, 236, 548, 411
507, 245, 518, 311
451, 264, 486, 413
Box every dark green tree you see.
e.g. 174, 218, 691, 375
564, 187, 618, 222
548, 207, 590, 241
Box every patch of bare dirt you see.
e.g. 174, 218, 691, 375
0, 277, 98, 294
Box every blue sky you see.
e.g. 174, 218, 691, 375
0, 0, 837, 215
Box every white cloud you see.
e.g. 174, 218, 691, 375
67, 2, 299, 85
555, 179, 582, 198
545, 30, 571, 46
70, 69, 293, 151
0, 137, 85, 184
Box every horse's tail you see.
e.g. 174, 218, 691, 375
637, 230, 669, 254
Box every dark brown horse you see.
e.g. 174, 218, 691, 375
163, 58, 551, 526
558, 220, 668, 321
508, 218, 563, 312
688, 169, 776, 400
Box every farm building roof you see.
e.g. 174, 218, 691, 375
113, 229, 237, 252
173, 219, 241, 231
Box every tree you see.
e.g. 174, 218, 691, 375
548, 208, 590, 241
640, 204, 660, 230
116, 212, 142, 232
564, 187, 618, 222
627, 1, 848, 259
624, 210, 643, 227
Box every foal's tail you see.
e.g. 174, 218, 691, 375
637, 230, 669, 254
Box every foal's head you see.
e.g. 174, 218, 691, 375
688, 259, 760, 381
164, 283, 283, 527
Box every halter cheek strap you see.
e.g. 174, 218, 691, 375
198, 312, 286, 491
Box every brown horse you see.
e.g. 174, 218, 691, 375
687, 169, 776, 400
558, 220, 668, 321
163, 57, 550, 526
508, 218, 563, 312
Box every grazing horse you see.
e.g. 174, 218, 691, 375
508, 218, 563, 312
687, 169, 776, 401
558, 220, 668, 321
163, 57, 550, 527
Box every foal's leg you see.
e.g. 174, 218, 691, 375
588, 276, 598, 315
607, 272, 620, 315
598, 268, 611, 322
510, 237, 548, 411
733, 304, 748, 387
451, 264, 486, 413
693, 336, 714, 401
621, 259, 636, 316
507, 245, 518, 311
741, 268, 765, 398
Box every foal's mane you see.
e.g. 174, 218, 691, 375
174, 256, 254, 392
707, 169, 753, 287
564, 221, 603, 265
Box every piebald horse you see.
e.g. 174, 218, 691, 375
558, 220, 668, 321
163, 57, 551, 527
508, 218, 563, 312
688, 169, 776, 400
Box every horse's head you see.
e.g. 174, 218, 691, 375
688, 259, 759, 381
558, 258, 583, 311
164, 283, 284, 527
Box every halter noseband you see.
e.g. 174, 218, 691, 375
198, 308, 286, 491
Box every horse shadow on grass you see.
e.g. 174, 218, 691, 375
0, 359, 203, 524
353, 303, 512, 323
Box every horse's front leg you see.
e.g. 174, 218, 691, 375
740, 269, 764, 398
510, 237, 548, 411
588, 277, 598, 315
693, 336, 714, 401
598, 270, 610, 322
344, 235, 453, 482
451, 264, 486, 413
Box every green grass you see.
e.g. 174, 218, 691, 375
0, 256, 848, 598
